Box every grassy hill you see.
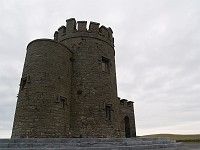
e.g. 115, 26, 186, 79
141, 134, 200, 143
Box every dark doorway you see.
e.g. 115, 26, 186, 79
124, 116, 131, 138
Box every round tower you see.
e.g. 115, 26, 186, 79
12, 39, 72, 138
54, 18, 120, 137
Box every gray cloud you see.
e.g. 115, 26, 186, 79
0, 0, 200, 137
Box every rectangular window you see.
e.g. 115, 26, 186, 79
56, 96, 67, 109
20, 77, 27, 90
61, 99, 65, 109
27, 75, 31, 83
102, 57, 110, 73
20, 75, 31, 90
106, 105, 111, 121
59, 96, 67, 109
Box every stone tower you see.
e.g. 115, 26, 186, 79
12, 18, 136, 138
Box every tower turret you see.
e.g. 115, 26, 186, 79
54, 18, 119, 137
12, 39, 72, 138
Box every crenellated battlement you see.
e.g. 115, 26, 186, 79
120, 98, 134, 108
54, 18, 114, 47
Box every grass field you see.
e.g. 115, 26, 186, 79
141, 134, 200, 144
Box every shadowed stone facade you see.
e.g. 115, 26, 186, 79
12, 18, 136, 138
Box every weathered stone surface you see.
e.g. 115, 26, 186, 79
12, 18, 136, 138
12, 39, 72, 138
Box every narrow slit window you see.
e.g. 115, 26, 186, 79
59, 96, 67, 109
102, 57, 110, 73
61, 99, 65, 109
106, 105, 111, 121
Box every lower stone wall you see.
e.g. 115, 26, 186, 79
12, 39, 72, 138
119, 99, 136, 137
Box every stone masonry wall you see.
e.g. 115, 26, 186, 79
54, 18, 121, 137
119, 99, 136, 137
12, 18, 136, 138
12, 39, 72, 138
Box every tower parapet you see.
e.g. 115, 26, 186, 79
120, 99, 134, 108
54, 18, 114, 47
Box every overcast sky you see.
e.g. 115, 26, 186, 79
0, 0, 200, 138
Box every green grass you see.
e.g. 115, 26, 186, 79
141, 134, 200, 144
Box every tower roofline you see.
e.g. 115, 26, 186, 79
27, 38, 73, 54
54, 18, 114, 47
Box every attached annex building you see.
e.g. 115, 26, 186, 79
12, 18, 136, 138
